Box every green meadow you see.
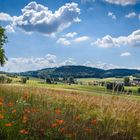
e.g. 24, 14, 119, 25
0, 76, 140, 140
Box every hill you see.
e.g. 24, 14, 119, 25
17, 65, 140, 78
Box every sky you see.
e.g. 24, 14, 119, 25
0, 0, 140, 72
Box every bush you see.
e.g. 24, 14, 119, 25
106, 82, 124, 92
46, 78, 51, 84
26, 77, 30, 80
0, 76, 6, 83
67, 77, 75, 84
106, 82, 114, 90
124, 77, 130, 86
6, 78, 12, 83
21, 77, 27, 84
138, 88, 140, 94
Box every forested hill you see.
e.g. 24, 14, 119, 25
18, 65, 140, 78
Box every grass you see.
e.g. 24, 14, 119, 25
77, 78, 124, 84
0, 84, 140, 140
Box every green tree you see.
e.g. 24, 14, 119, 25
68, 77, 75, 84
21, 77, 27, 84
0, 26, 7, 66
124, 77, 130, 86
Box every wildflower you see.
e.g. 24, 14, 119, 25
54, 109, 61, 114
0, 97, 3, 102
0, 114, 4, 119
31, 108, 39, 113
51, 123, 58, 128
24, 108, 30, 113
0, 102, 3, 106
12, 109, 16, 113
59, 128, 65, 133
22, 116, 28, 123
75, 115, 80, 121
0, 110, 6, 113
23, 92, 29, 100
56, 119, 64, 125
91, 119, 97, 125
7, 102, 14, 107
5, 123, 13, 127
84, 128, 92, 133
19, 129, 29, 135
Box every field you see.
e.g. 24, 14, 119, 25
0, 77, 140, 140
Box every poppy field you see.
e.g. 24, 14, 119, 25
0, 85, 140, 140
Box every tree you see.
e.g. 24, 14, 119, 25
0, 76, 6, 83
124, 77, 130, 86
106, 82, 124, 92
46, 78, 51, 84
21, 77, 27, 84
67, 77, 75, 84
0, 26, 7, 66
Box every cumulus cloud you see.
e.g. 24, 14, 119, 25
104, 0, 137, 6
11, 1, 80, 35
108, 12, 116, 20
57, 38, 71, 46
125, 12, 136, 18
94, 29, 140, 48
83, 61, 122, 70
60, 58, 76, 65
120, 52, 131, 56
0, 12, 13, 21
5, 25, 15, 33
2, 54, 57, 72
64, 32, 77, 38
73, 36, 89, 43
1, 54, 77, 72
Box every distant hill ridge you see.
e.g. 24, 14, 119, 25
18, 65, 140, 78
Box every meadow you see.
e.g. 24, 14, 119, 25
0, 78, 140, 140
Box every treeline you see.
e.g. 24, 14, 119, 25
18, 66, 140, 79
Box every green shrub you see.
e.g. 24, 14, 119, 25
21, 77, 27, 84
6, 78, 12, 83
106, 82, 124, 92
0, 76, 6, 83
138, 88, 140, 94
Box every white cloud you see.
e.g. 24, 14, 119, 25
0, 12, 13, 21
108, 12, 116, 20
94, 29, 140, 48
104, 0, 137, 6
60, 58, 76, 65
1, 54, 76, 72
5, 25, 15, 33
57, 38, 71, 46
2, 54, 57, 72
74, 36, 89, 43
11, 1, 80, 35
64, 32, 77, 38
125, 12, 136, 18
1, 54, 138, 72
83, 61, 123, 70
120, 52, 131, 57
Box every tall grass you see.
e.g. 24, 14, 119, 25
0, 85, 140, 140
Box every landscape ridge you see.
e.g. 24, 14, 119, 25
18, 65, 140, 78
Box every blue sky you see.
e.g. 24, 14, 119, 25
0, 0, 140, 72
